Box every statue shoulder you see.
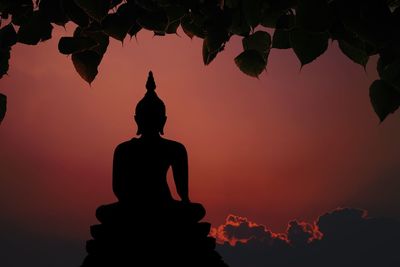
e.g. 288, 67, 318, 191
162, 138, 187, 153
114, 138, 138, 153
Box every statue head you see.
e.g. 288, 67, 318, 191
135, 71, 166, 135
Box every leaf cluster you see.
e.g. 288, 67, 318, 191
0, 0, 400, 123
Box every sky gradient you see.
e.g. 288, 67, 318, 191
1, 24, 400, 266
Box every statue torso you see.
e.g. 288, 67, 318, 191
114, 137, 182, 204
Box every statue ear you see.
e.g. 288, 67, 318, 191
134, 115, 142, 135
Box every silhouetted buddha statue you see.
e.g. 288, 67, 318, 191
81, 72, 228, 267
112, 71, 190, 206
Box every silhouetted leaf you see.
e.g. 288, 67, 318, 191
228, 6, 250, 36
164, 6, 186, 34
0, 24, 17, 48
394, 6, 400, 24
272, 29, 291, 49
242, 31, 271, 60
58, 36, 98, 54
62, 0, 90, 27
381, 59, 400, 92
260, 8, 284, 28
329, 0, 362, 22
234, 49, 266, 78
135, 0, 158, 11
66, 25, 109, 83
0, 48, 10, 78
165, 5, 186, 24
377, 57, 385, 78
365, 42, 378, 57
369, 79, 400, 122
181, 15, 205, 39
74, 26, 109, 56
329, 21, 346, 41
242, 0, 263, 28
102, 13, 132, 41
74, 0, 110, 22
336, 1, 392, 48
128, 23, 142, 37
72, 50, 102, 84
10, 0, 34, 26
378, 41, 400, 71
296, 0, 331, 32
338, 39, 369, 67
0, 93, 6, 124
376, 41, 400, 82
204, 29, 229, 54
202, 29, 229, 65
39, 0, 69, 26
116, 3, 142, 37
17, 11, 53, 45
330, 20, 376, 61
166, 20, 180, 34
88, 32, 109, 56
202, 38, 219, 65
110, 0, 122, 9
359, 1, 392, 47
225, 0, 240, 8
137, 10, 168, 32
275, 14, 295, 30
290, 28, 329, 66
274, 0, 297, 10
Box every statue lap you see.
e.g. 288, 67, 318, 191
96, 200, 206, 224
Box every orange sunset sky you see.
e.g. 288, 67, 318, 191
1, 23, 400, 249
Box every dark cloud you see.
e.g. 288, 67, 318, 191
211, 214, 274, 245
287, 220, 321, 247
215, 208, 400, 267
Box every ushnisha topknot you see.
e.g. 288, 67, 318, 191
135, 71, 166, 135
136, 71, 164, 115
146, 71, 156, 91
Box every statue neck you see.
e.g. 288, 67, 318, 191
139, 133, 162, 140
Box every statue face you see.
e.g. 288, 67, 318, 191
135, 113, 167, 135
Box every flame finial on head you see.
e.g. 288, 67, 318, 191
146, 71, 156, 91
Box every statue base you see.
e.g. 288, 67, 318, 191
81, 201, 228, 266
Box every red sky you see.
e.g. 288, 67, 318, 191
1, 24, 400, 244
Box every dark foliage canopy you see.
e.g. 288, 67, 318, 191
0, 0, 400, 123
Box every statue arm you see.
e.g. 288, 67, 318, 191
172, 143, 190, 203
112, 145, 126, 201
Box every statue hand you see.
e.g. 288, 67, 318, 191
182, 196, 191, 203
